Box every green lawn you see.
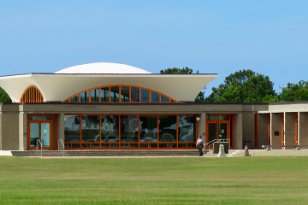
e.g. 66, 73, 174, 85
0, 157, 308, 205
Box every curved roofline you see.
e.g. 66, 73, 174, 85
55, 62, 151, 74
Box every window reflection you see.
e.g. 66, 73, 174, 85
179, 116, 195, 142
121, 116, 139, 143
159, 116, 176, 142
131, 87, 140, 102
64, 115, 81, 148
66, 85, 175, 104
101, 88, 109, 102
101, 116, 119, 143
82, 116, 100, 144
121, 86, 130, 102
110, 86, 119, 102
141, 89, 150, 103
140, 116, 157, 142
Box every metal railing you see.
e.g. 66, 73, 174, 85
58, 139, 65, 156
205, 138, 230, 150
36, 139, 43, 158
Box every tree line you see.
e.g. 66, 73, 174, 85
0, 68, 307, 103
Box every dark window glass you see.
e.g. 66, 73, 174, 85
121, 86, 130, 102
140, 116, 157, 142
101, 87, 109, 102
91, 89, 100, 103
64, 115, 81, 148
131, 87, 140, 103
110, 86, 119, 102
28, 115, 52, 120
151, 92, 160, 103
70, 96, 79, 103
121, 116, 139, 143
207, 114, 230, 120
141, 89, 150, 103
159, 116, 176, 142
80, 91, 90, 103
161, 95, 170, 103
82, 115, 100, 143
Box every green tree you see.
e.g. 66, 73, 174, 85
0, 87, 12, 103
279, 80, 308, 101
160, 67, 193, 74
205, 69, 277, 103
160, 67, 205, 102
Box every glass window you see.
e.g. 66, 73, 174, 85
121, 86, 130, 102
82, 115, 100, 143
101, 116, 119, 142
110, 86, 119, 102
161, 95, 170, 103
64, 115, 81, 148
178, 116, 195, 142
207, 114, 230, 120
80, 91, 90, 103
28, 115, 52, 120
91, 89, 100, 103
131, 87, 140, 103
69, 96, 79, 103
141, 89, 150, 103
159, 116, 176, 142
30, 123, 39, 147
151, 92, 160, 103
140, 116, 157, 142
101, 87, 109, 102
121, 116, 139, 143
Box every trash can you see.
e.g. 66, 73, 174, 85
213, 142, 229, 154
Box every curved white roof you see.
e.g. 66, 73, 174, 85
56, 62, 151, 74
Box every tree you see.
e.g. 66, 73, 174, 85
160, 67, 205, 102
160, 67, 193, 74
279, 80, 308, 101
205, 69, 277, 103
0, 87, 12, 103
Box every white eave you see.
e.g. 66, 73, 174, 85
0, 62, 217, 103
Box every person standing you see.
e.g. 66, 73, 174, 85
196, 135, 204, 156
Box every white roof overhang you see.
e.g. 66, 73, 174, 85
0, 73, 217, 103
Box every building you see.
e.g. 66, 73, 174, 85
0, 62, 307, 151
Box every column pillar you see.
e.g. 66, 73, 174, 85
298, 112, 301, 146
18, 109, 26, 151
58, 113, 65, 150
270, 113, 273, 146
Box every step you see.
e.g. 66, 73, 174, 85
11, 150, 199, 157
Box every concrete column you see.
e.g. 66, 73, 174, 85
234, 113, 243, 149
285, 112, 296, 148
18, 111, 25, 151
0, 111, 2, 150
58, 113, 65, 150
298, 112, 301, 146
283, 112, 286, 147
257, 113, 270, 148
300, 112, 308, 145
200, 112, 206, 138
270, 113, 273, 146
271, 113, 283, 149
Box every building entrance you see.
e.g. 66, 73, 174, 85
27, 115, 58, 150
206, 114, 233, 148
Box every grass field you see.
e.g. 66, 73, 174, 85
0, 157, 308, 205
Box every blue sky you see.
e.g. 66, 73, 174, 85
0, 0, 307, 94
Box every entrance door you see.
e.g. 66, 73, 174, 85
29, 121, 52, 149
208, 122, 228, 142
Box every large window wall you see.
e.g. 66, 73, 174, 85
64, 114, 197, 149
64, 85, 176, 104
